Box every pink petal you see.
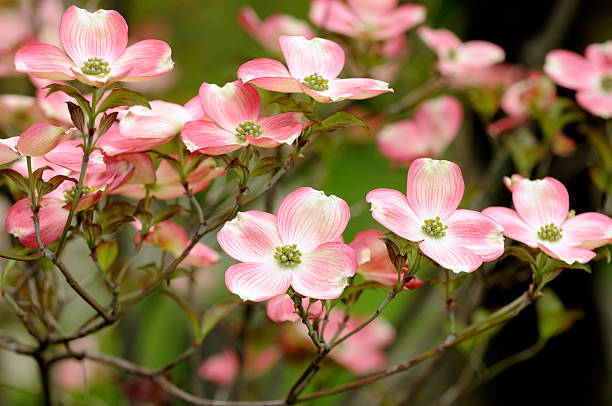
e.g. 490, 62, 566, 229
279, 36, 345, 80
562, 212, 612, 249
377, 120, 425, 164
17, 122, 65, 157
482, 206, 538, 248
406, 158, 464, 221
250, 112, 307, 147
375, 4, 427, 40
417, 26, 461, 55
544, 50, 599, 91
181, 120, 246, 155
59, 6, 128, 66
446, 209, 505, 262
456, 41, 505, 68
292, 242, 357, 299
120, 100, 191, 140
183, 243, 221, 267
419, 238, 482, 273
349, 229, 400, 286
217, 211, 282, 262
309, 0, 358, 38
198, 349, 239, 386
365, 188, 423, 241
119, 153, 156, 185
44, 140, 106, 174
324, 78, 393, 102
183, 95, 207, 120
512, 177, 569, 229
111, 40, 174, 82
277, 187, 350, 252
0, 137, 21, 165
538, 242, 595, 265
98, 124, 169, 156
413, 95, 463, 153
575, 89, 612, 119
266, 294, 301, 323
237, 58, 302, 93
348, 0, 398, 18
14, 43, 76, 81
198, 81, 260, 131
585, 42, 612, 71
225, 261, 292, 302
503, 174, 526, 192
6, 198, 68, 248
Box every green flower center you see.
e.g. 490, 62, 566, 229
302, 73, 329, 92
537, 223, 563, 242
447, 49, 457, 61
235, 120, 261, 141
274, 244, 302, 267
64, 185, 98, 203
601, 76, 612, 93
422, 216, 448, 239
81, 57, 111, 76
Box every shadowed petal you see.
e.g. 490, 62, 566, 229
562, 212, 612, 249
419, 238, 482, 273
482, 206, 538, 247
14, 43, 76, 81
6, 198, 68, 248
447, 209, 504, 262
538, 242, 595, 265
225, 262, 292, 302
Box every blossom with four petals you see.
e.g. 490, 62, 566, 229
367, 158, 505, 273
238, 35, 393, 103
217, 187, 357, 301
483, 175, 612, 264
182, 80, 310, 155
15, 5, 173, 87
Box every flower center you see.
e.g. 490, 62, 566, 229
235, 120, 261, 141
81, 57, 111, 76
537, 223, 563, 242
447, 49, 457, 61
274, 244, 302, 267
64, 185, 98, 203
421, 216, 448, 239
601, 76, 612, 93
302, 73, 329, 91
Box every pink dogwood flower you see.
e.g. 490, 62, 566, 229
198, 348, 239, 386
418, 26, 505, 77
266, 294, 323, 323
0, 122, 66, 165
218, 187, 357, 302
544, 42, 612, 118
15, 5, 173, 87
309, 0, 426, 40
349, 229, 423, 289
237, 35, 393, 103
182, 80, 310, 155
238, 7, 315, 55
377, 95, 463, 164
483, 176, 612, 264
488, 71, 557, 135
367, 158, 505, 273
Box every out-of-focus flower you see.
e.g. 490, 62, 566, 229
198, 348, 239, 386
112, 155, 225, 200
488, 71, 557, 135
367, 158, 505, 273
238, 6, 314, 55
182, 81, 309, 155
15, 5, 174, 87
5, 197, 69, 248
44, 140, 107, 174
0, 3, 36, 77
447, 63, 523, 90
53, 337, 103, 392
544, 42, 612, 118
266, 294, 323, 323
483, 176, 612, 264
418, 26, 505, 78
135, 220, 220, 267
0, 94, 44, 127
0, 122, 66, 164
309, 0, 425, 40
349, 229, 423, 288
238, 35, 392, 102
377, 95, 463, 164
218, 187, 357, 301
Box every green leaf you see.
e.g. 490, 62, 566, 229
501, 245, 536, 265
197, 300, 241, 343
594, 246, 611, 264
152, 205, 184, 225
540, 256, 592, 276
0, 168, 29, 193
96, 88, 150, 114
315, 112, 367, 134
96, 240, 118, 272
272, 96, 318, 122
44, 83, 92, 117
537, 288, 583, 344
250, 157, 282, 177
